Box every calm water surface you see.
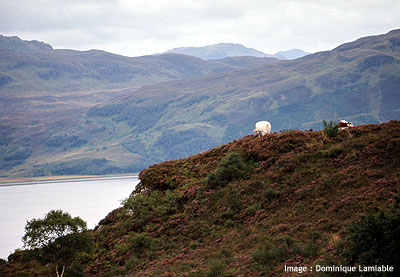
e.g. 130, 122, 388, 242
0, 177, 139, 259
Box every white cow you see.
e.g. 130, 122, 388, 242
254, 121, 271, 137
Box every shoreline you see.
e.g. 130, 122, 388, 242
0, 174, 139, 187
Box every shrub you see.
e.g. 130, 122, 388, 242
323, 120, 339, 138
206, 258, 225, 277
122, 190, 179, 223
225, 184, 243, 212
127, 232, 156, 254
264, 187, 280, 200
250, 243, 289, 269
339, 205, 400, 270
206, 152, 247, 188
247, 203, 261, 216
250, 236, 304, 273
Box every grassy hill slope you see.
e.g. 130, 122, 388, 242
0, 36, 278, 178
0, 35, 279, 94
1, 30, 399, 178
72, 29, 400, 176
1, 121, 399, 276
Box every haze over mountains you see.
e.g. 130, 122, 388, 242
163, 42, 310, 60
1, 30, 399, 177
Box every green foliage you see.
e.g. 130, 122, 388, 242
206, 152, 247, 188
323, 120, 339, 138
321, 145, 343, 158
121, 139, 146, 155
154, 128, 216, 160
21, 210, 91, 277
22, 210, 87, 250
64, 260, 88, 277
122, 190, 179, 224
45, 134, 88, 148
40, 232, 93, 267
250, 236, 309, 273
246, 203, 261, 216
250, 239, 291, 273
206, 258, 225, 277
0, 146, 32, 170
126, 232, 157, 255
264, 186, 280, 200
339, 205, 400, 269
225, 183, 243, 212
44, 158, 111, 175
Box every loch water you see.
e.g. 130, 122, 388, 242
0, 176, 139, 259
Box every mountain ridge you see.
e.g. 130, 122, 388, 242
273, 48, 310, 60
0, 35, 53, 53
163, 42, 271, 59
163, 42, 310, 60
1, 29, 400, 177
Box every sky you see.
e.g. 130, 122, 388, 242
1, 0, 399, 57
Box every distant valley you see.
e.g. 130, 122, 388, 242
0, 30, 399, 177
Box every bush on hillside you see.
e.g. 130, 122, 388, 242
323, 120, 339, 138
339, 204, 400, 271
206, 152, 247, 188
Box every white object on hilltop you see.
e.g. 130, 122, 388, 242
254, 121, 271, 137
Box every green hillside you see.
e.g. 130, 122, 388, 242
1, 121, 399, 276
0, 36, 278, 178
77, 29, 400, 175
1, 36, 275, 93
1, 30, 400, 177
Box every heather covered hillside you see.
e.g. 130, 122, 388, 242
1, 121, 399, 276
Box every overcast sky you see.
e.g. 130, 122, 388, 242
1, 0, 399, 57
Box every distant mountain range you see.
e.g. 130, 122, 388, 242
0, 36, 280, 94
273, 48, 310, 60
163, 43, 310, 60
1, 29, 399, 177
0, 35, 279, 177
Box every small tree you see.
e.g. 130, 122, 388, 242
22, 210, 90, 277
41, 232, 93, 277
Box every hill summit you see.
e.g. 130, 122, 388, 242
1, 121, 399, 276
164, 42, 271, 59
0, 35, 53, 53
